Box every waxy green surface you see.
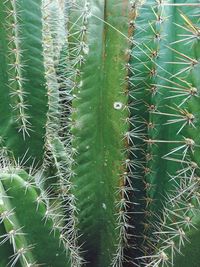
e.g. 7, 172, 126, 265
69, 1, 132, 266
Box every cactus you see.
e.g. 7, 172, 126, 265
0, 0, 200, 267
128, 2, 200, 266
0, 166, 71, 266
0, 0, 73, 266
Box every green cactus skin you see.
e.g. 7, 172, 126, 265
64, 1, 135, 266
0, 0, 200, 267
0, 0, 48, 164
0, 167, 70, 266
128, 1, 200, 266
0, 218, 15, 266
0, 0, 72, 266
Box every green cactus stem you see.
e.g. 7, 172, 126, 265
0, 0, 47, 164
128, 1, 200, 266
0, 0, 200, 266
0, 166, 71, 266
63, 1, 135, 266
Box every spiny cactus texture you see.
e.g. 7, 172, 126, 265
0, 0, 200, 266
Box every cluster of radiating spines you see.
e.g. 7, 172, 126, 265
0, 162, 70, 267
129, 1, 200, 266
41, 2, 83, 266
5, 0, 31, 139
0, 216, 36, 267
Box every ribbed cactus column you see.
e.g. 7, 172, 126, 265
129, 1, 178, 261
0, 1, 73, 266
65, 1, 134, 266
129, 1, 200, 266
0, 0, 199, 266
0, 0, 47, 164
127, 1, 163, 261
